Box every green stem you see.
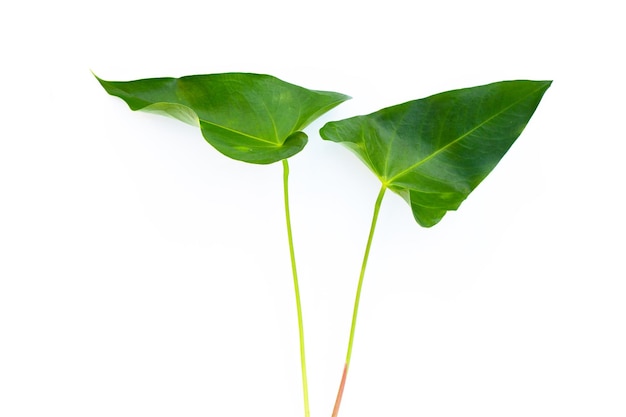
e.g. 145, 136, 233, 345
282, 159, 310, 417
331, 184, 387, 417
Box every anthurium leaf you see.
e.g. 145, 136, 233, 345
320, 80, 551, 227
95, 73, 350, 164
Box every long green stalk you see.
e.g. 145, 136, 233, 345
282, 159, 310, 417
331, 184, 387, 417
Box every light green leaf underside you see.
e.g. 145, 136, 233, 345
320, 80, 551, 227
96, 72, 350, 164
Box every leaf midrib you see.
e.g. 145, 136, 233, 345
201, 118, 279, 145
385, 84, 546, 185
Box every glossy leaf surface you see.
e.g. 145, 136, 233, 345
320, 80, 551, 227
96, 73, 349, 164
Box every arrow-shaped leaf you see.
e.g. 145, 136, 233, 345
320, 80, 551, 227
96, 72, 350, 164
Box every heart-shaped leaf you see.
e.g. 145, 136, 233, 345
320, 80, 551, 227
96, 72, 350, 164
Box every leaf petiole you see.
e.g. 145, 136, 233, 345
282, 159, 310, 417
332, 184, 386, 417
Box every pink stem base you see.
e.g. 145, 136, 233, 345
331, 364, 348, 417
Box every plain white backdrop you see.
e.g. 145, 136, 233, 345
1, 0, 624, 416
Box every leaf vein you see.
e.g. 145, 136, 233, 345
388, 84, 546, 183
201, 119, 278, 145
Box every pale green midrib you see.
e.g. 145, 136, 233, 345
200, 118, 279, 145
143, 91, 347, 147
384, 85, 546, 185
203, 94, 348, 146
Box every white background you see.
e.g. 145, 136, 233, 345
1, 1, 624, 416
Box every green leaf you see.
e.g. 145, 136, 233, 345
320, 80, 551, 227
95, 72, 350, 164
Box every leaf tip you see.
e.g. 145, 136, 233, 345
90, 70, 105, 84
91, 71, 114, 93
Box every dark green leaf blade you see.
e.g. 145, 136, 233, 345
95, 73, 350, 164
320, 80, 551, 227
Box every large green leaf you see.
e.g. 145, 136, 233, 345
96, 72, 350, 164
320, 80, 551, 227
